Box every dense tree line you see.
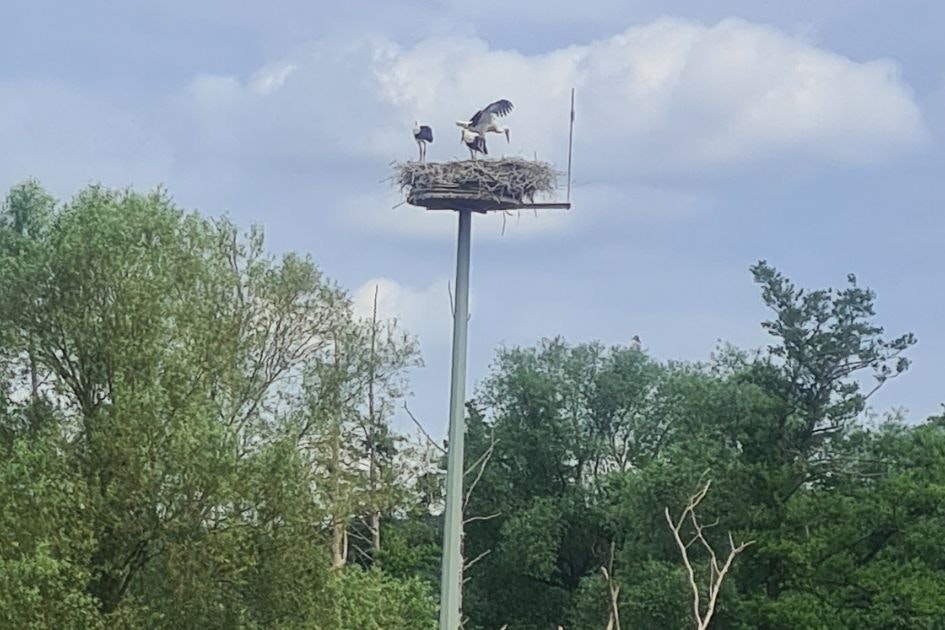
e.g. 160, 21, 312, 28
0, 183, 435, 628
1, 182, 942, 628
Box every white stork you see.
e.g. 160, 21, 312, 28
456, 99, 513, 143
461, 128, 487, 160
412, 122, 433, 162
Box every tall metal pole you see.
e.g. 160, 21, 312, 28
438, 208, 472, 630
567, 87, 575, 203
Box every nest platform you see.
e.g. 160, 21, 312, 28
393, 158, 570, 212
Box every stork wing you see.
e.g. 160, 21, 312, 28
469, 99, 513, 126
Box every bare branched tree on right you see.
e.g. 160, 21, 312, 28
665, 479, 754, 630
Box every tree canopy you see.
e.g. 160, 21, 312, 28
0, 180, 941, 629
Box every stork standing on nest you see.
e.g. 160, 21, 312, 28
461, 128, 487, 160
456, 99, 513, 143
412, 122, 433, 162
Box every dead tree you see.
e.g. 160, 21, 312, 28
404, 403, 499, 629
461, 429, 499, 581
664, 479, 753, 630
600, 541, 621, 630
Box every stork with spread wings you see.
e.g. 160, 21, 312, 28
456, 99, 514, 142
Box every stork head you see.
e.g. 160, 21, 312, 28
503, 126, 511, 142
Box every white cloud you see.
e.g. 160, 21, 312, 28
167, 17, 924, 225
249, 63, 298, 95
6, 16, 924, 239
352, 276, 459, 352
372, 18, 925, 174
160, 17, 926, 242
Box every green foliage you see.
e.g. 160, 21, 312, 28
374, 517, 441, 589
568, 560, 689, 630
0, 182, 434, 628
2, 179, 942, 629
499, 497, 565, 580
316, 567, 436, 630
0, 179, 54, 239
0, 431, 101, 629
459, 262, 936, 630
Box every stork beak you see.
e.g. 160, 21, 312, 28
505, 128, 510, 143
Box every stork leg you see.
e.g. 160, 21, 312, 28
417, 140, 422, 162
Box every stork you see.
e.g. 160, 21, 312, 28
412, 122, 433, 162
456, 99, 513, 143
461, 128, 487, 160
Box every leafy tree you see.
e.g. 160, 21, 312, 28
318, 566, 436, 629
459, 262, 925, 630
0, 182, 433, 627
0, 429, 101, 629
292, 287, 421, 569
461, 341, 672, 628
3, 179, 941, 630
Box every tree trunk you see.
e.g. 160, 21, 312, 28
329, 384, 347, 569
371, 511, 381, 553
367, 285, 381, 556
331, 521, 348, 569
28, 335, 39, 400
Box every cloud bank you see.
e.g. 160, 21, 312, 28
371, 18, 925, 173
1, 17, 924, 223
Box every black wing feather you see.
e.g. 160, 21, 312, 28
464, 132, 487, 155
486, 99, 513, 116
416, 125, 433, 142
469, 99, 513, 126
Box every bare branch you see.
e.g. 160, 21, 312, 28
463, 437, 497, 478
464, 512, 501, 526
665, 505, 702, 629
448, 281, 455, 318
446, 280, 471, 322
464, 432, 497, 513
457, 430, 500, 603
463, 549, 492, 576
665, 479, 754, 630
403, 402, 446, 455
601, 540, 621, 630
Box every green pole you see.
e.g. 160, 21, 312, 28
439, 207, 472, 630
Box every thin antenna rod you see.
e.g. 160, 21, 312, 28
566, 87, 575, 203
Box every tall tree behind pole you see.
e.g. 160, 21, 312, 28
439, 208, 473, 630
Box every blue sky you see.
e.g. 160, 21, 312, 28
3, 1, 943, 434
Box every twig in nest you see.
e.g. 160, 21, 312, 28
392, 158, 559, 204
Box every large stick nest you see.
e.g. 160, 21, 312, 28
393, 158, 559, 204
